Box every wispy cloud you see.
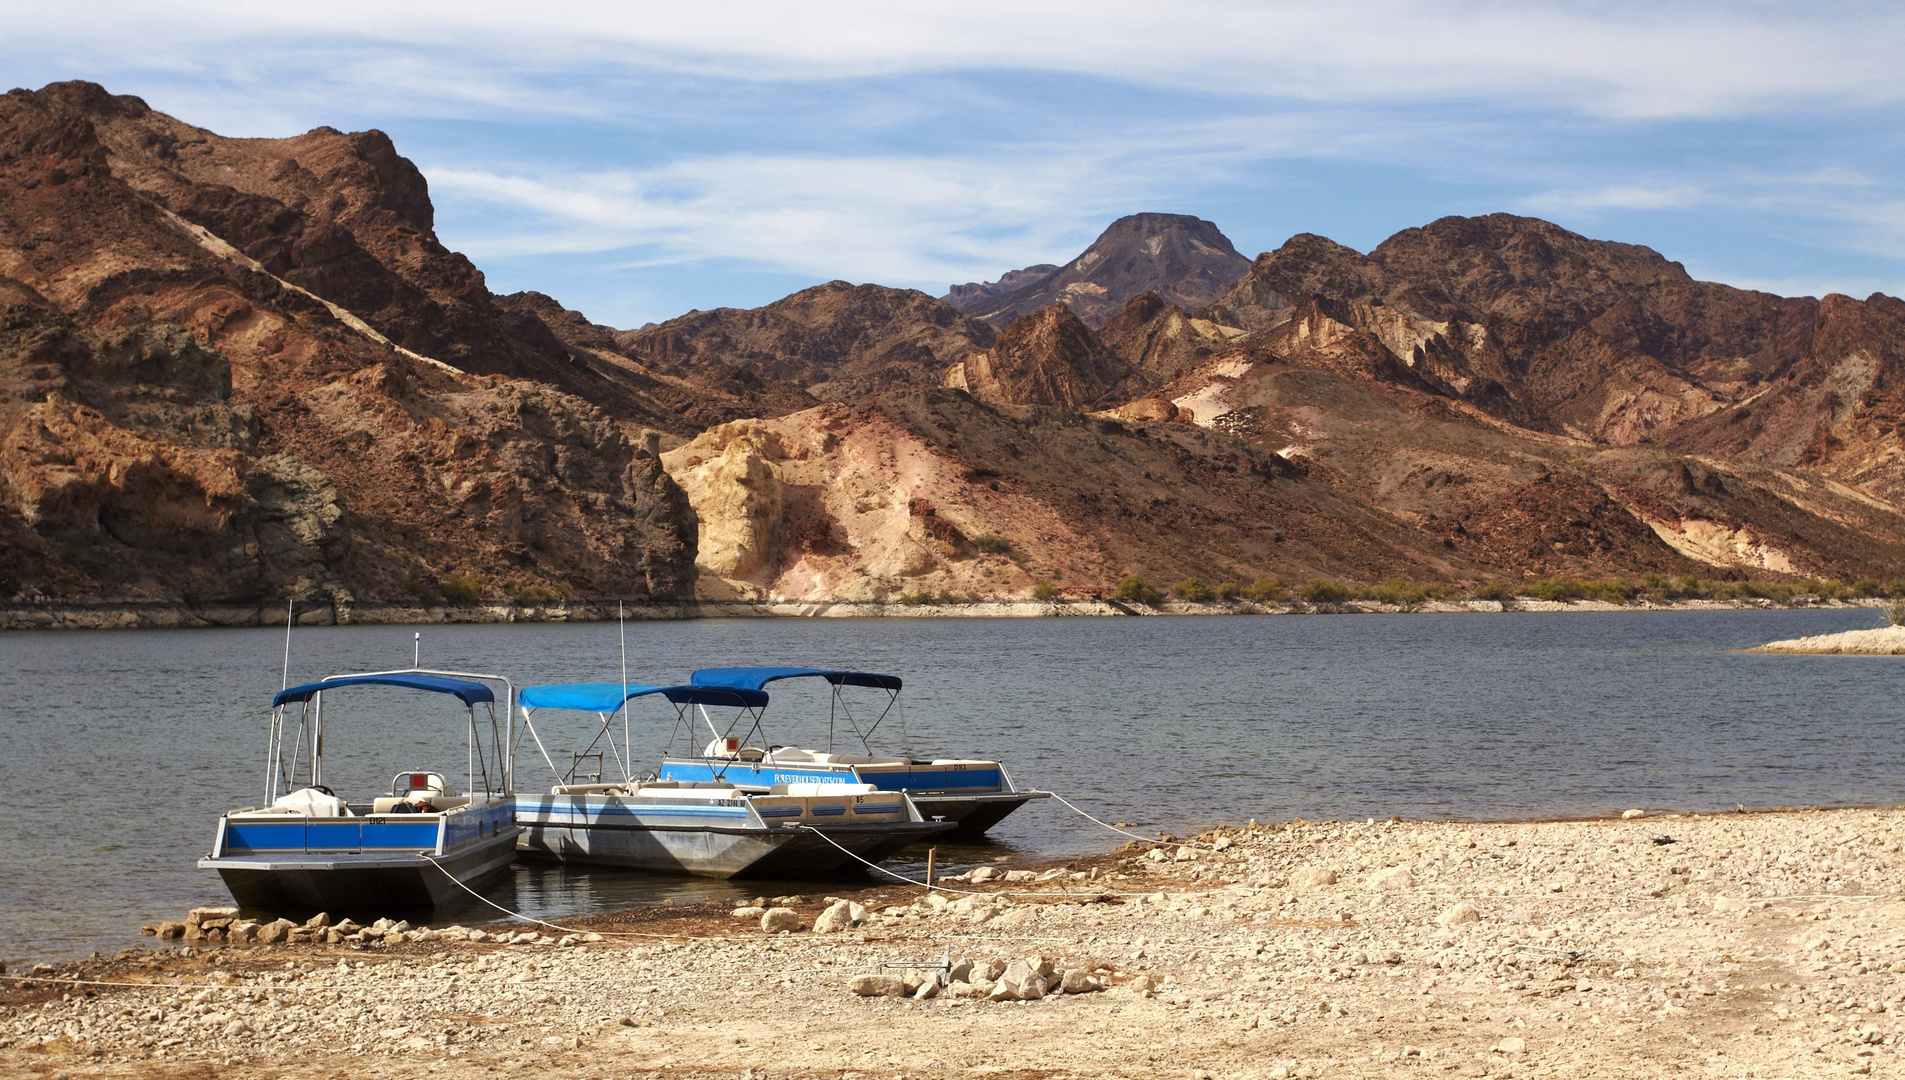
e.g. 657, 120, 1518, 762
429, 148, 1163, 287
12, 2, 1905, 122
5, 1, 1903, 321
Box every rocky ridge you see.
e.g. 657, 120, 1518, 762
946, 213, 1252, 328
0, 82, 698, 606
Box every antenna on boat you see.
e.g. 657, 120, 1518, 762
266, 596, 296, 807
280, 597, 295, 694
414, 631, 421, 669
619, 600, 630, 783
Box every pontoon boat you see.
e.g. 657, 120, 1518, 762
657, 667, 1048, 838
513, 682, 951, 876
200, 670, 522, 914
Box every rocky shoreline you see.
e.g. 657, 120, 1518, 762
5, 806, 1901, 1078
1751, 624, 1905, 656
1, 596, 1889, 630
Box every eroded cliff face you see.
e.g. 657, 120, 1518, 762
0, 83, 697, 606
661, 403, 1060, 601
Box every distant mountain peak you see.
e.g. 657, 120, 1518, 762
944, 213, 1251, 329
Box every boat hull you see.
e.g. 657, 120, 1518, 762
515, 795, 949, 878
657, 757, 1046, 837
913, 791, 1050, 838
201, 828, 520, 914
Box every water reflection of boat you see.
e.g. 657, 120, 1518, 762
512, 682, 951, 877
656, 667, 1049, 838
199, 670, 522, 914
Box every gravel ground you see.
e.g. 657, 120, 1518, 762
3, 807, 1901, 1079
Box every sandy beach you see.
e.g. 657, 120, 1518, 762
4, 806, 1900, 1079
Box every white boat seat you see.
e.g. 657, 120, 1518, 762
769, 782, 878, 796
764, 747, 816, 762
550, 783, 628, 796
270, 787, 350, 817
811, 752, 905, 766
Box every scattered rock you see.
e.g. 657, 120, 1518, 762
1712, 896, 1749, 913
732, 906, 766, 919
1436, 902, 1481, 926
1497, 1036, 1527, 1054
814, 899, 864, 934
1059, 968, 1103, 993
849, 974, 906, 997
761, 908, 803, 934
1367, 867, 1415, 890
969, 866, 1000, 883
1622, 809, 1647, 819
1290, 867, 1337, 890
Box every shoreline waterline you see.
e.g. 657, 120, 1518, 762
2, 595, 1894, 630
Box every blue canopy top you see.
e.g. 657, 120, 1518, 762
690, 666, 902, 692
274, 673, 495, 708
518, 682, 770, 712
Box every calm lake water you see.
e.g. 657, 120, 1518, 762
3, 608, 1900, 964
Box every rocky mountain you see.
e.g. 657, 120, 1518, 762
1095, 214, 1905, 581
944, 213, 1251, 328
943, 304, 1132, 411
5, 81, 1902, 610
0, 82, 697, 608
614, 280, 996, 403
942, 264, 1058, 311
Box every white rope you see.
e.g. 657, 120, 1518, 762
416, 854, 722, 939
793, 826, 1186, 900
1045, 790, 1216, 849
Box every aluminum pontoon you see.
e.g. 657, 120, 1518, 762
512, 682, 951, 877
200, 670, 522, 915
655, 667, 1048, 838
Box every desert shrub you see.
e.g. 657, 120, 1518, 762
1113, 574, 1164, 605
1809, 579, 1848, 600
1886, 601, 1905, 627
1890, 579, 1905, 600
1851, 579, 1884, 598
1215, 581, 1239, 601
440, 574, 484, 605
1299, 578, 1351, 604
1581, 579, 1638, 604
1032, 581, 1060, 601
1522, 577, 1584, 603
403, 578, 441, 604
1243, 578, 1285, 602
514, 584, 559, 606
1370, 578, 1437, 607
899, 591, 933, 605
1172, 577, 1215, 602
1471, 582, 1513, 602
972, 533, 1013, 555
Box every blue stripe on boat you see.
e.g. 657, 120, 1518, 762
810, 805, 847, 816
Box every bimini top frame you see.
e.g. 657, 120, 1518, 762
517, 682, 771, 787
261, 667, 516, 809
688, 666, 905, 756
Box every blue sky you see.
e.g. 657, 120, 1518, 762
8, 2, 1905, 328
